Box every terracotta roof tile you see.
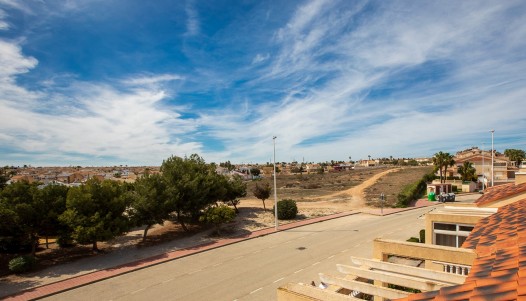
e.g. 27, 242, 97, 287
475, 182, 526, 206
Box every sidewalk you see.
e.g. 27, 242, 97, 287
3, 204, 438, 301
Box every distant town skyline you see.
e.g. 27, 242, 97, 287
1, 1, 525, 166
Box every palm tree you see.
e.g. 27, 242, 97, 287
432, 151, 446, 183
457, 161, 477, 182
442, 153, 455, 183
432, 152, 456, 183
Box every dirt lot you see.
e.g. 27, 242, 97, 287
1, 166, 432, 277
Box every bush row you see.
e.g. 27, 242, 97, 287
396, 172, 436, 207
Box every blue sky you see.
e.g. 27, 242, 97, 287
0, 0, 525, 166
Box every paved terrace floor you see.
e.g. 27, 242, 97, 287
3, 199, 442, 301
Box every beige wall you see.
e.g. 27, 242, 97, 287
425, 212, 485, 245
514, 172, 526, 184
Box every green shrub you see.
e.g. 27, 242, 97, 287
200, 205, 236, 234
396, 171, 435, 207
419, 229, 425, 243
8, 255, 36, 273
274, 199, 298, 220
406, 237, 420, 243
200, 205, 236, 225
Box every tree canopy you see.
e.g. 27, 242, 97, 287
457, 161, 477, 182
161, 154, 219, 231
59, 178, 130, 251
504, 149, 526, 166
127, 173, 173, 242
432, 152, 455, 183
252, 182, 272, 210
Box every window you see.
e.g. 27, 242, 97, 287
433, 223, 473, 248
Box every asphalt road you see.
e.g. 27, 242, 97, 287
43, 206, 434, 301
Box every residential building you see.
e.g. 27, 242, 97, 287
453, 147, 516, 185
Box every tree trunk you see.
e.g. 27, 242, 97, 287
92, 241, 98, 252
142, 225, 151, 242
262, 200, 267, 211
177, 210, 188, 232
31, 234, 38, 256
45, 236, 49, 249
230, 200, 239, 213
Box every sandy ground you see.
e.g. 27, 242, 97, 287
232, 168, 400, 232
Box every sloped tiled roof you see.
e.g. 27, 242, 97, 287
475, 182, 526, 207
396, 199, 526, 301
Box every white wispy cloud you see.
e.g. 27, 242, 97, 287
184, 1, 199, 37
252, 53, 269, 64
121, 74, 184, 86
0, 81, 202, 165
199, 1, 526, 163
0, 9, 9, 30
0, 39, 38, 78
0, 38, 200, 165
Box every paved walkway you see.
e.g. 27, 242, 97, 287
3, 202, 440, 301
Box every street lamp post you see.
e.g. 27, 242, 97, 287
482, 143, 485, 191
490, 130, 494, 187
273, 136, 278, 230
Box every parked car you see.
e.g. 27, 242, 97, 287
438, 192, 455, 203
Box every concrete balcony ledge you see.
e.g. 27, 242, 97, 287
373, 238, 477, 267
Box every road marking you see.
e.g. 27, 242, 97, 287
341, 249, 349, 253
130, 288, 145, 294
354, 243, 362, 247
212, 262, 222, 267
297, 236, 306, 240
162, 278, 174, 283
294, 269, 304, 274
328, 255, 335, 259
312, 261, 321, 266
250, 288, 263, 294
273, 277, 285, 283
